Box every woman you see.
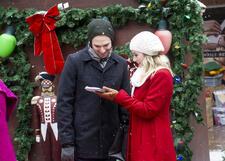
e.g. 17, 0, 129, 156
0, 80, 17, 161
96, 31, 176, 161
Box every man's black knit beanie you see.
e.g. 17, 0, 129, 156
87, 18, 115, 43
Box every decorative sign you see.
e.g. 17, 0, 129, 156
203, 5, 225, 58
204, 50, 225, 58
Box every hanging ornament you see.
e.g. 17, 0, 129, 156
179, 140, 184, 145
155, 19, 172, 55
0, 26, 17, 58
147, 3, 152, 9
177, 154, 184, 161
173, 75, 182, 84
26, 3, 69, 74
174, 43, 180, 49
181, 63, 188, 69
176, 140, 185, 151
137, 4, 146, 11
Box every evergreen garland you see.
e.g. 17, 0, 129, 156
0, 0, 205, 160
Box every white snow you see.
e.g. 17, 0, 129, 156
210, 150, 225, 161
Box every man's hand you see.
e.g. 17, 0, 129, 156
203, 20, 221, 36
61, 146, 74, 161
96, 86, 118, 101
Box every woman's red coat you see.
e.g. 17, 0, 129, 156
115, 69, 176, 161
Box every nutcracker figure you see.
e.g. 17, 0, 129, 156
31, 72, 61, 161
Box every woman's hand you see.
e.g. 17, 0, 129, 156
95, 86, 118, 101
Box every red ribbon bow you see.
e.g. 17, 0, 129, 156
26, 5, 64, 74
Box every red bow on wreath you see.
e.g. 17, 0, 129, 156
26, 5, 64, 74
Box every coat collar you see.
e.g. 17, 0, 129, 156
80, 46, 120, 63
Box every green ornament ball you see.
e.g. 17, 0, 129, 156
0, 26, 17, 58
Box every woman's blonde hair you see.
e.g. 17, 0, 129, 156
140, 54, 173, 76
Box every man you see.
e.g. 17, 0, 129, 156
57, 18, 130, 161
